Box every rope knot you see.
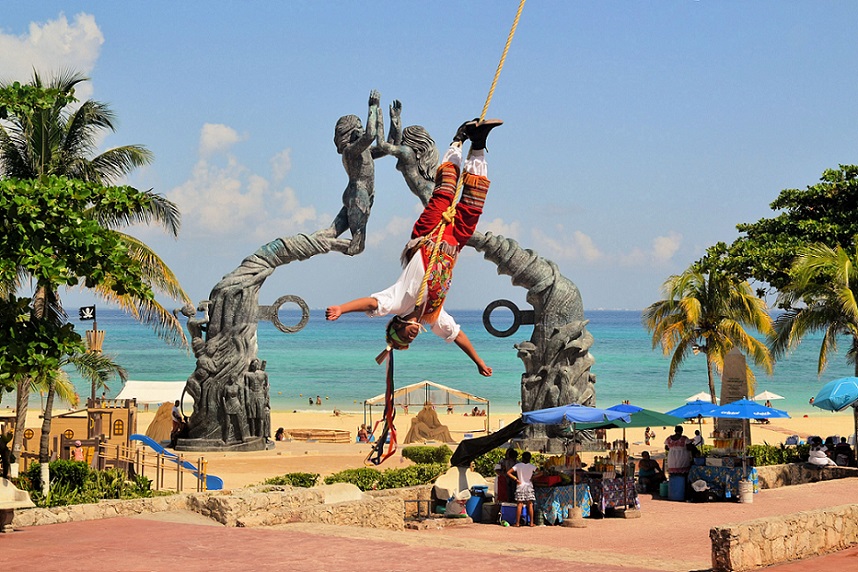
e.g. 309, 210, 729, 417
442, 206, 456, 225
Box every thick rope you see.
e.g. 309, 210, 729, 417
414, 0, 526, 314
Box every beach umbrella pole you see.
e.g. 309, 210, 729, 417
852, 403, 858, 462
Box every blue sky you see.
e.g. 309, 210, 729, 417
3, 1, 858, 313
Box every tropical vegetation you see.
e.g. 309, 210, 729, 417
699, 165, 858, 294
770, 242, 858, 377
0, 71, 191, 465
642, 267, 774, 403
18, 459, 156, 508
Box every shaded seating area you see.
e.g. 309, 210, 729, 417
363, 380, 490, 434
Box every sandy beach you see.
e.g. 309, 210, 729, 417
121, 407, 857, 489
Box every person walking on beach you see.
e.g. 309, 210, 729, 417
507, 451, 538, 526
326, 118, 501, 375
644, 426, 655, 446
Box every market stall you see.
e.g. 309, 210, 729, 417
534, 483, 592, 523
586, 475, 639, 514
687, 465, 759, 498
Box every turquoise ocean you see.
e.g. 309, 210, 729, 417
59, 309, 854, 417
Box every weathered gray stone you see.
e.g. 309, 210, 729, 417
711, 504, 858, 571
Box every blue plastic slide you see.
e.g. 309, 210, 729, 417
129, 434, 224, 490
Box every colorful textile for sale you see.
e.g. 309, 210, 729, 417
586, 476, 639, 513
687, 466, 759, 497
534, 484, 592, 523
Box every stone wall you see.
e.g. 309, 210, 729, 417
711, 504, 858, 571
754, 464, 858, 489
12, 484, 406, 531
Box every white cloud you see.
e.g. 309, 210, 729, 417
367, 216, 412, 248
651, 231, 682, 263
480, 217, 521, 239
170, 125, 329, 241
198, 123, 243, 157
618, 232, 683, 266
270, 148, 292, 182
0, 13, 103, 100
532, 227, 604, 263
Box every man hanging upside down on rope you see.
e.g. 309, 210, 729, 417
326, 118, 502, 377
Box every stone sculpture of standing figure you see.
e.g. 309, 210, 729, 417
329, 89, 384, 255
222, 377, 249, 443
244, 359, 267, 437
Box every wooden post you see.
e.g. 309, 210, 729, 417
156, 454, 162, 490
177, 454, 183, 491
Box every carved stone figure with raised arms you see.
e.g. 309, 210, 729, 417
328, 89, 385, 255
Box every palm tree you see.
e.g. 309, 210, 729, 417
770, 242, 858, 457
642, 267, 775, 403
770, 242, 858, 376
1, 71, 191, 459
38, 350, 127, 463
0, 70, 191, 345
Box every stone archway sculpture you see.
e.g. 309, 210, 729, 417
174, 95, 595, 453
469, 231, 596, 452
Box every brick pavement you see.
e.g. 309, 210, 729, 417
3, 477, 857, 571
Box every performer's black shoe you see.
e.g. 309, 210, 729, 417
467, 119, 503, 150
452, 118, 479, 145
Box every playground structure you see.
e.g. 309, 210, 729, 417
8, 397, 138, 468
5, 397, 220, 492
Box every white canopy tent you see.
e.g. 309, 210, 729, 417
115, 380, 193, 405
363, 380, 489, 427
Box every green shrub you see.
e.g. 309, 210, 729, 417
471, 448, 507, 478
376, 463, 447, 489
471, 448, 549, 478
324, 468, 381, 491
25, 459, 90, 491
22, 463, 153, 507
747, 443, 808, 466
401, 445, 452, 465
324, 463, 448, 491
263, 472, 320, 488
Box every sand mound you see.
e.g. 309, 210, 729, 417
146, 402, 174, 442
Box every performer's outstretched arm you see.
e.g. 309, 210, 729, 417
454, 330, 493, 377
326, 297, 378, 321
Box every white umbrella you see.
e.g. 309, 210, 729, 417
686, 391, 718, 403
754, 390, 785, 401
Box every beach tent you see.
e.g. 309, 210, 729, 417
115, 380, 192, 405
363, 380, 489, 427
686, 391, 718, 403
754, 390, 785, 402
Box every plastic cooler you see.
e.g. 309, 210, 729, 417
465, 485, 489, 522
499, 502, 529, 525
668, 475, 686, 501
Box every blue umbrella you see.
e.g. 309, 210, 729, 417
665, 399, 719, 420
709, 398, 790, 420
522, 404, 630, 511
708, 399, 790, 476
522, 404, 631, 425
813, 377, 858, 465
813, 377, 858, 412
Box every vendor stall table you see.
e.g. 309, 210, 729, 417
585, 476, 639, 514
534, 484, 592, 523
687, 465, 759, 497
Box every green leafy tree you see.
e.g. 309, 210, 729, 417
642, 267, 775, 403
38, 350, 127, 463
0, 71, 191, 344
699, 165, 858, 293
772, 242, 858, 375
770, 242, 858, 453
1, 72, 192, 461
